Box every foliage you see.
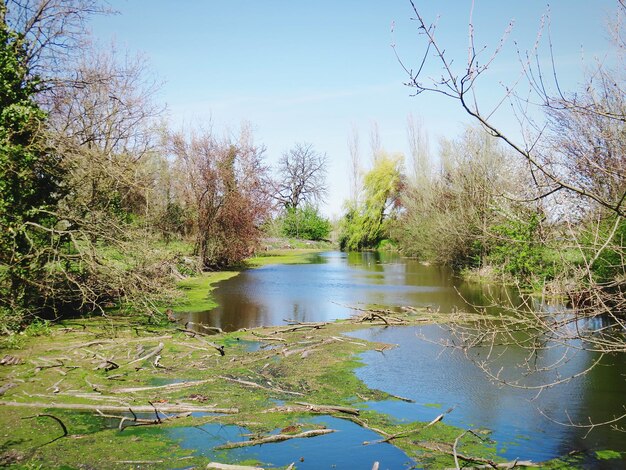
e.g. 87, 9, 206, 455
487, 211, 554, 284
169, 125, 272, 269
0, 5, 63, 325
339, 153, 403, 251
280, 205, 331, 241
393, 127, 521, 269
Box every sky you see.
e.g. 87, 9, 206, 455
89, 1, 618, 217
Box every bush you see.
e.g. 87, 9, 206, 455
281, 206, 331, 241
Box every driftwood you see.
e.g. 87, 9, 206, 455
216, 428, 334, 450
417, 441, 538, 468
282, 339, 335, 358
250, 331, 286, 342
0, 401, 238, 414
127, 343, 164, 366
111, 378, 214, 394
271, 321, 329, 334
365, 408, 453, 445
265, 402, 359, 416
0, 383, 17, 396
184, 321, 223, 334
96, 409, 191, 430
219, 376, 304, 397
0, 355, 22, 366
207, 463, 264, 470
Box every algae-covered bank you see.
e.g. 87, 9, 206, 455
0, 251, 606, 469
0, 312, 541, 469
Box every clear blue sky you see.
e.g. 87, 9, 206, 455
90, 1, 617, 217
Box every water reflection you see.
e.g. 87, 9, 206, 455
348, 325, 626, 466
180, 251, 514, 331
177, 251, 626, 465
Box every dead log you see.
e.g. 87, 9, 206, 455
219, 376, 304, 397
265, 402, 359, 416
111, 378, 214, 394
0, 355, 22, 365
95, 409, 191, 430
0, 401, 238, 414
295, 402, 360, 415
207, 463, 264, 470
216, 428, 335, 450
0, 383, 17, 396
184, 321, 223, 334
417, 441, 538, 468
127, 343, 164, 366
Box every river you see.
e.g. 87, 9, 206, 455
179, 251, 626, 468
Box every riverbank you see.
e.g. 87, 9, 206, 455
0, 308, 543, 469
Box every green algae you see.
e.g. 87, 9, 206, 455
0, 249, 555, 469
0, 313, 510, 469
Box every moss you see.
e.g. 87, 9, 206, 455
173, 271, 239, 312
595, 449, 622, 460
246, 249, 326, 267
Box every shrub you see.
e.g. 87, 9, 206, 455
281, 206, 331, 241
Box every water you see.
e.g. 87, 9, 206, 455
169, 416, 414, 469
179, 251, 626, 466
179, 251, 507, 330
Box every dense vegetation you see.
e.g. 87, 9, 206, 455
0, 1, 331, 332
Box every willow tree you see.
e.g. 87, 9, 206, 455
339, 152, 403, 250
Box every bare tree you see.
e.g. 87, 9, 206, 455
5, 0, 108, 79
369, 121, 382, 163
273, 142, 328, 210
398, 0, 626, 429
347, 124, 361, 203
406, 113, 430, 184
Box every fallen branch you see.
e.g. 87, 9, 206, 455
1, 401, 238, 414
250, 331, 286, 342
219, 376, 304, 396
216, 428, 334, 449
265, 402, 359, 416
367, 407, 454, 445
127, 343, 164, 366
207, 463, 264, 470
96, 409, 191, 430
184, 321, 223, 334
418, 440, 538, 468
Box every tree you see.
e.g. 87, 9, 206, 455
169, 124, 272, 268
0, 3, 63, 328
49, 46, 162, 227
339, 152, 403, 250
273, 142, 328, 210
394, 126, 525, 269
4, 0, 106, 81
280, 205, 331, 241
399, 0, 626, 429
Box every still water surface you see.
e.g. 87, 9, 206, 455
181, 251, 626, 466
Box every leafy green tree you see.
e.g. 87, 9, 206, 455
339, 153, 403, 250
0, 5, 63, 327
281, 205, 331, 241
